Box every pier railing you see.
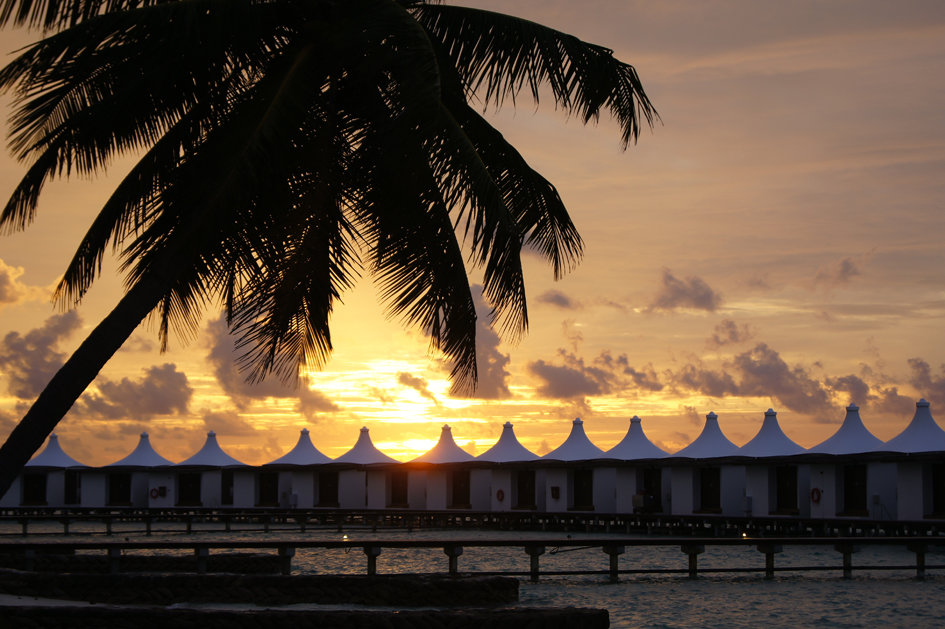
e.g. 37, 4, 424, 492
2, 537, 942, 581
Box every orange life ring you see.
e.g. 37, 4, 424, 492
149, 488, 160, 500
496, 489, 505, 502
810, 488, 821, 504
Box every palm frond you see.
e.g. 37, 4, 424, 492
414, 3, 658, 148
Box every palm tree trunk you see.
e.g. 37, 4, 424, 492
0, 264, 181, 500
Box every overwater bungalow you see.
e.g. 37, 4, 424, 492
603, 416, 669, 514
666, 412, 739, 516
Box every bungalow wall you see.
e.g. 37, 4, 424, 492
593, 467, 617, 513
338, 470, 366, 509
545, 469, 568, 513
868, 462, 897, 520
407, 470, 426, 510
366, 470, 386, 509
615, 468, 636, 514
670, 467, 693, 515
148, 471, 176, 508
897, 463, 923, 521
470, 469, 491, 511
0, 476, 21, 508
289, 471, 313, 508
490, 469, 512, 512
232, 470, 255, 509
720, 466, 745, 517
80, 472, 106, 508
426, 470, 447, 510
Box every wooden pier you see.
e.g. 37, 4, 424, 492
2, 536, 942, 581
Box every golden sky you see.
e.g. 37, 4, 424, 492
1, 0, 943, 465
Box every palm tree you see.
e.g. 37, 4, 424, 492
0, 0, 657, 497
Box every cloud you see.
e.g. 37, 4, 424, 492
118, 334, 154, 353
0, 311, 82, 399
682, 405, 701, 425
824, 374, 871, 406
562, 319, 584, 352
907, 358, 945, 407
204, 314, 341, 418
449, 286, 512, 400
0, 259, 49, 311
75, 363, 193, 420
537, 289, 583, 310
706, 319, 755, 348
397, 371, 438, 403
667, 343, 832, 414
0, 408, 16, 440
202, 409, 257, 436
367, 386, 395, 404
537, 440, 552, 456
811, 252, 873, 290
527, 350, 618, 399
461, 440, 477, 456
644, 269, 722, 313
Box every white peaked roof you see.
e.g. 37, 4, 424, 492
266, 428, 333, 465
177, 431, 247, 467
477, 422, 540, 462
808, 404, 884, 455
734, 409, 806, 457
25, 434, 87, 468
669, 412, 737, 458
412, 425, 475, 463
543, 418, 605, 461
107, 432, 174, 467
604, 416, 668, 460
879, 399, 945, 453
334, 427, 399, 464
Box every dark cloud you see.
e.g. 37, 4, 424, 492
0, 408, 16, 440
536, 440, 552, 456
824, 374, 871, 406
397, 371, 438, 403
204, 315, 341, 417
118, 335, 154, 353
0, 259, 29, 308
907, 358, 945, 407
537, 289, 582, 310
76, 363, 193, 420
367, 386, 395, 404
812, 252, 872, 290
644, 269, 722, 313
706, 319, 755, 348
0, 311, 82, 399
449, 286, 512, 400
682, 405, 701, 425
527, 350, 618, 399
202, 409, 258, 436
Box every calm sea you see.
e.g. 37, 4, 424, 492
3, 520, 944, 628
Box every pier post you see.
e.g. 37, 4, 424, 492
907, 543, 928, 579
755, 543, 782, 579
145, 517, 152, 536
19, 519, 27, 536
524, 546, 546, 582
23, 549, 35, 572
833, 543, 861, 579
279, 547, 295, 576
106, 519, 112, 536
443, 546, 463, 575
680, 544, 705, 579
62, 519, 69, 535
195, 547, 209, 574
603, 546, 625, 582
364, 546, 382, 576
108, 548, 121, 575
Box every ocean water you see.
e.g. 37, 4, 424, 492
3, 520, 944, 628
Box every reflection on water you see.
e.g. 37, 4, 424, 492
2, 521, 944, 628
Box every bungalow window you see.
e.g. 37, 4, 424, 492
107, 473, 132, 506
931, 464, 945, 517
641, 467, 662, 513
571, 469, 594, 511
697, 467, 721, 513
177, 473, 202, 506
449, 470, 471, 509
515, 470, 537, 509
221, 470, 234, 506
389, 471, 409, 508
257, 472, 279, 507
21, 473, 47, 506
773, 466, 799, 514
317, 472, 339, 507
842, 464, 868, 516
64, 470, 81, 505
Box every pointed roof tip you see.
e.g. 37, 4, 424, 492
412, 423, 474, 463
26, 433, 87, 468
266, 426, 332, 465
543, 416, 604, 461
177, 431, 246, 467
477, 420, 539, 462
108, 431, 174, 467
605, 414, 668, 460
335, 425, 398, 464
880, 398, 944, 453
735, 407, 805, 458
809, 403, 882, 455
669, 410, 736, 458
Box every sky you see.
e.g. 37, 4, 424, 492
0, 0, 943, 466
